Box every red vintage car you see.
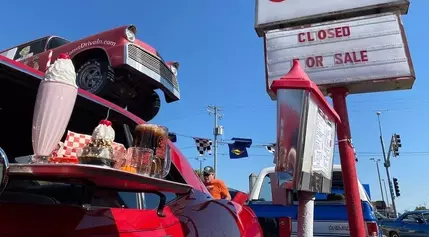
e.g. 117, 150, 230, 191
0, 56, 262, 236
0, 25, 179, 121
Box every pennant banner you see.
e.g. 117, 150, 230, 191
229, 137, 252, 159
193, 137, 212, 156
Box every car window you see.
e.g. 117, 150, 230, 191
118, 192, 138, 209
258, 175, 273, 202
422, 213, 429, 222
14, 38, 48, 61
255, 171, 349, 204
47, 37, 70, 50
402, 214, 421, 223
2, 179, 179, 210
144, 192, 178, 209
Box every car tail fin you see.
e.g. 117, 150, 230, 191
366, 221, 379, 237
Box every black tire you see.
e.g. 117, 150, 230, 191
76, 58, 114, 96
390, 231, 400, 237
127, 90, 161, 121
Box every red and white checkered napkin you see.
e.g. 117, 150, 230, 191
52, 130, 126, 158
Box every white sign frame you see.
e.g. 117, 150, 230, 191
255, 0, 410, 37
264, 12, 415, 99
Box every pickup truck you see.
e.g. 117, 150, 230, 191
248, 165, 381, 237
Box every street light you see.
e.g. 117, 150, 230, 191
382, 179, 390, 207
376, 111, 398, 218
370, 158, 385, 205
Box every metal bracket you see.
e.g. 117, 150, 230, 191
337, 138, 358, 162
153, 191, 166, 217
81, 181, 95, 210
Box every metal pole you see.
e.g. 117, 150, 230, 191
330, 88, 366, 237
371, 158, 385, 204
208, 106, 222, 177
195, 157, 205, 175
382, 179, 390, 214
214, 107, 218, 176
376, 112, 398, 218
297, 191, 315, 237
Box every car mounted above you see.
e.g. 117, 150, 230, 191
0, 25, 180, 121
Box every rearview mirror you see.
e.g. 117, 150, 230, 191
0, 148, 9, 195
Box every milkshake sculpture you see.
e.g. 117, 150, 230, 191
79, 120, 116, 167
31, 53, 78, 163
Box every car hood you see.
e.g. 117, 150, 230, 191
378, 218, 396, 225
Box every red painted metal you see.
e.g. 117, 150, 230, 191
0, 55, 263, 236
329, 87, 366, 237
279, 217, 292, 237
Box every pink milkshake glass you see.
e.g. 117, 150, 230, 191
31, 54, 78, 164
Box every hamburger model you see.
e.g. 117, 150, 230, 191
79, 120, 116, 167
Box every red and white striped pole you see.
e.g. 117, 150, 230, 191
46, 50, 53, 69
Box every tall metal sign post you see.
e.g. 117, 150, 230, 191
255, 1, 413, 237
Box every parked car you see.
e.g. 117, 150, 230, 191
0, 55, 261, 236
0, 25, 180, 121
248, 166, 381, 237
375, 211, 392, 221
380, 210, 429, 237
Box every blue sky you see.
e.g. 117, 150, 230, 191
1, 1, 427, 212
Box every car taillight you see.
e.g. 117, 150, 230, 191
366, 221, 379, 237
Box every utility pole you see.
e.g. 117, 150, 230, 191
376, 111, 398, 218
207, 105, 223, 177
195, 157, 206, 174
370, 158, 385, 205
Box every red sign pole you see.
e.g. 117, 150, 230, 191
329, 87, 366, 237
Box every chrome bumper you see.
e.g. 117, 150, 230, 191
124, 43, 180, 101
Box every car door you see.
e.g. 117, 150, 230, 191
421, 213, 429, 237
399, 213, 426, 237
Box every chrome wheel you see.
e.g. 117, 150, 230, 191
78, 63, 103, 92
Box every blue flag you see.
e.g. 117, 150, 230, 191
228, 138, 252, 159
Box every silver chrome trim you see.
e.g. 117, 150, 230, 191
124, 43, 180, 99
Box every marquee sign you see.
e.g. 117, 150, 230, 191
264, 12, 415, 99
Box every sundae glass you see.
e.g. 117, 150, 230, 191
78, 120, 116, 167
31, 54, 78, 164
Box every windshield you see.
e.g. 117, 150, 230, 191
375, 212, 388, 219
257, 170, 366, 203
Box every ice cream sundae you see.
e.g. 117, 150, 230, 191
79, 120, 116, 167
32, 53, 78, 163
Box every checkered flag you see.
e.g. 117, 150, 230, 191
193, 137, 212, 156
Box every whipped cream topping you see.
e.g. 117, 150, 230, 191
92, 124, 115, 142
44, 58, 77, 88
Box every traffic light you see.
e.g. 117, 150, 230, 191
393, 178, 400, 197
392, 134, 401, 157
